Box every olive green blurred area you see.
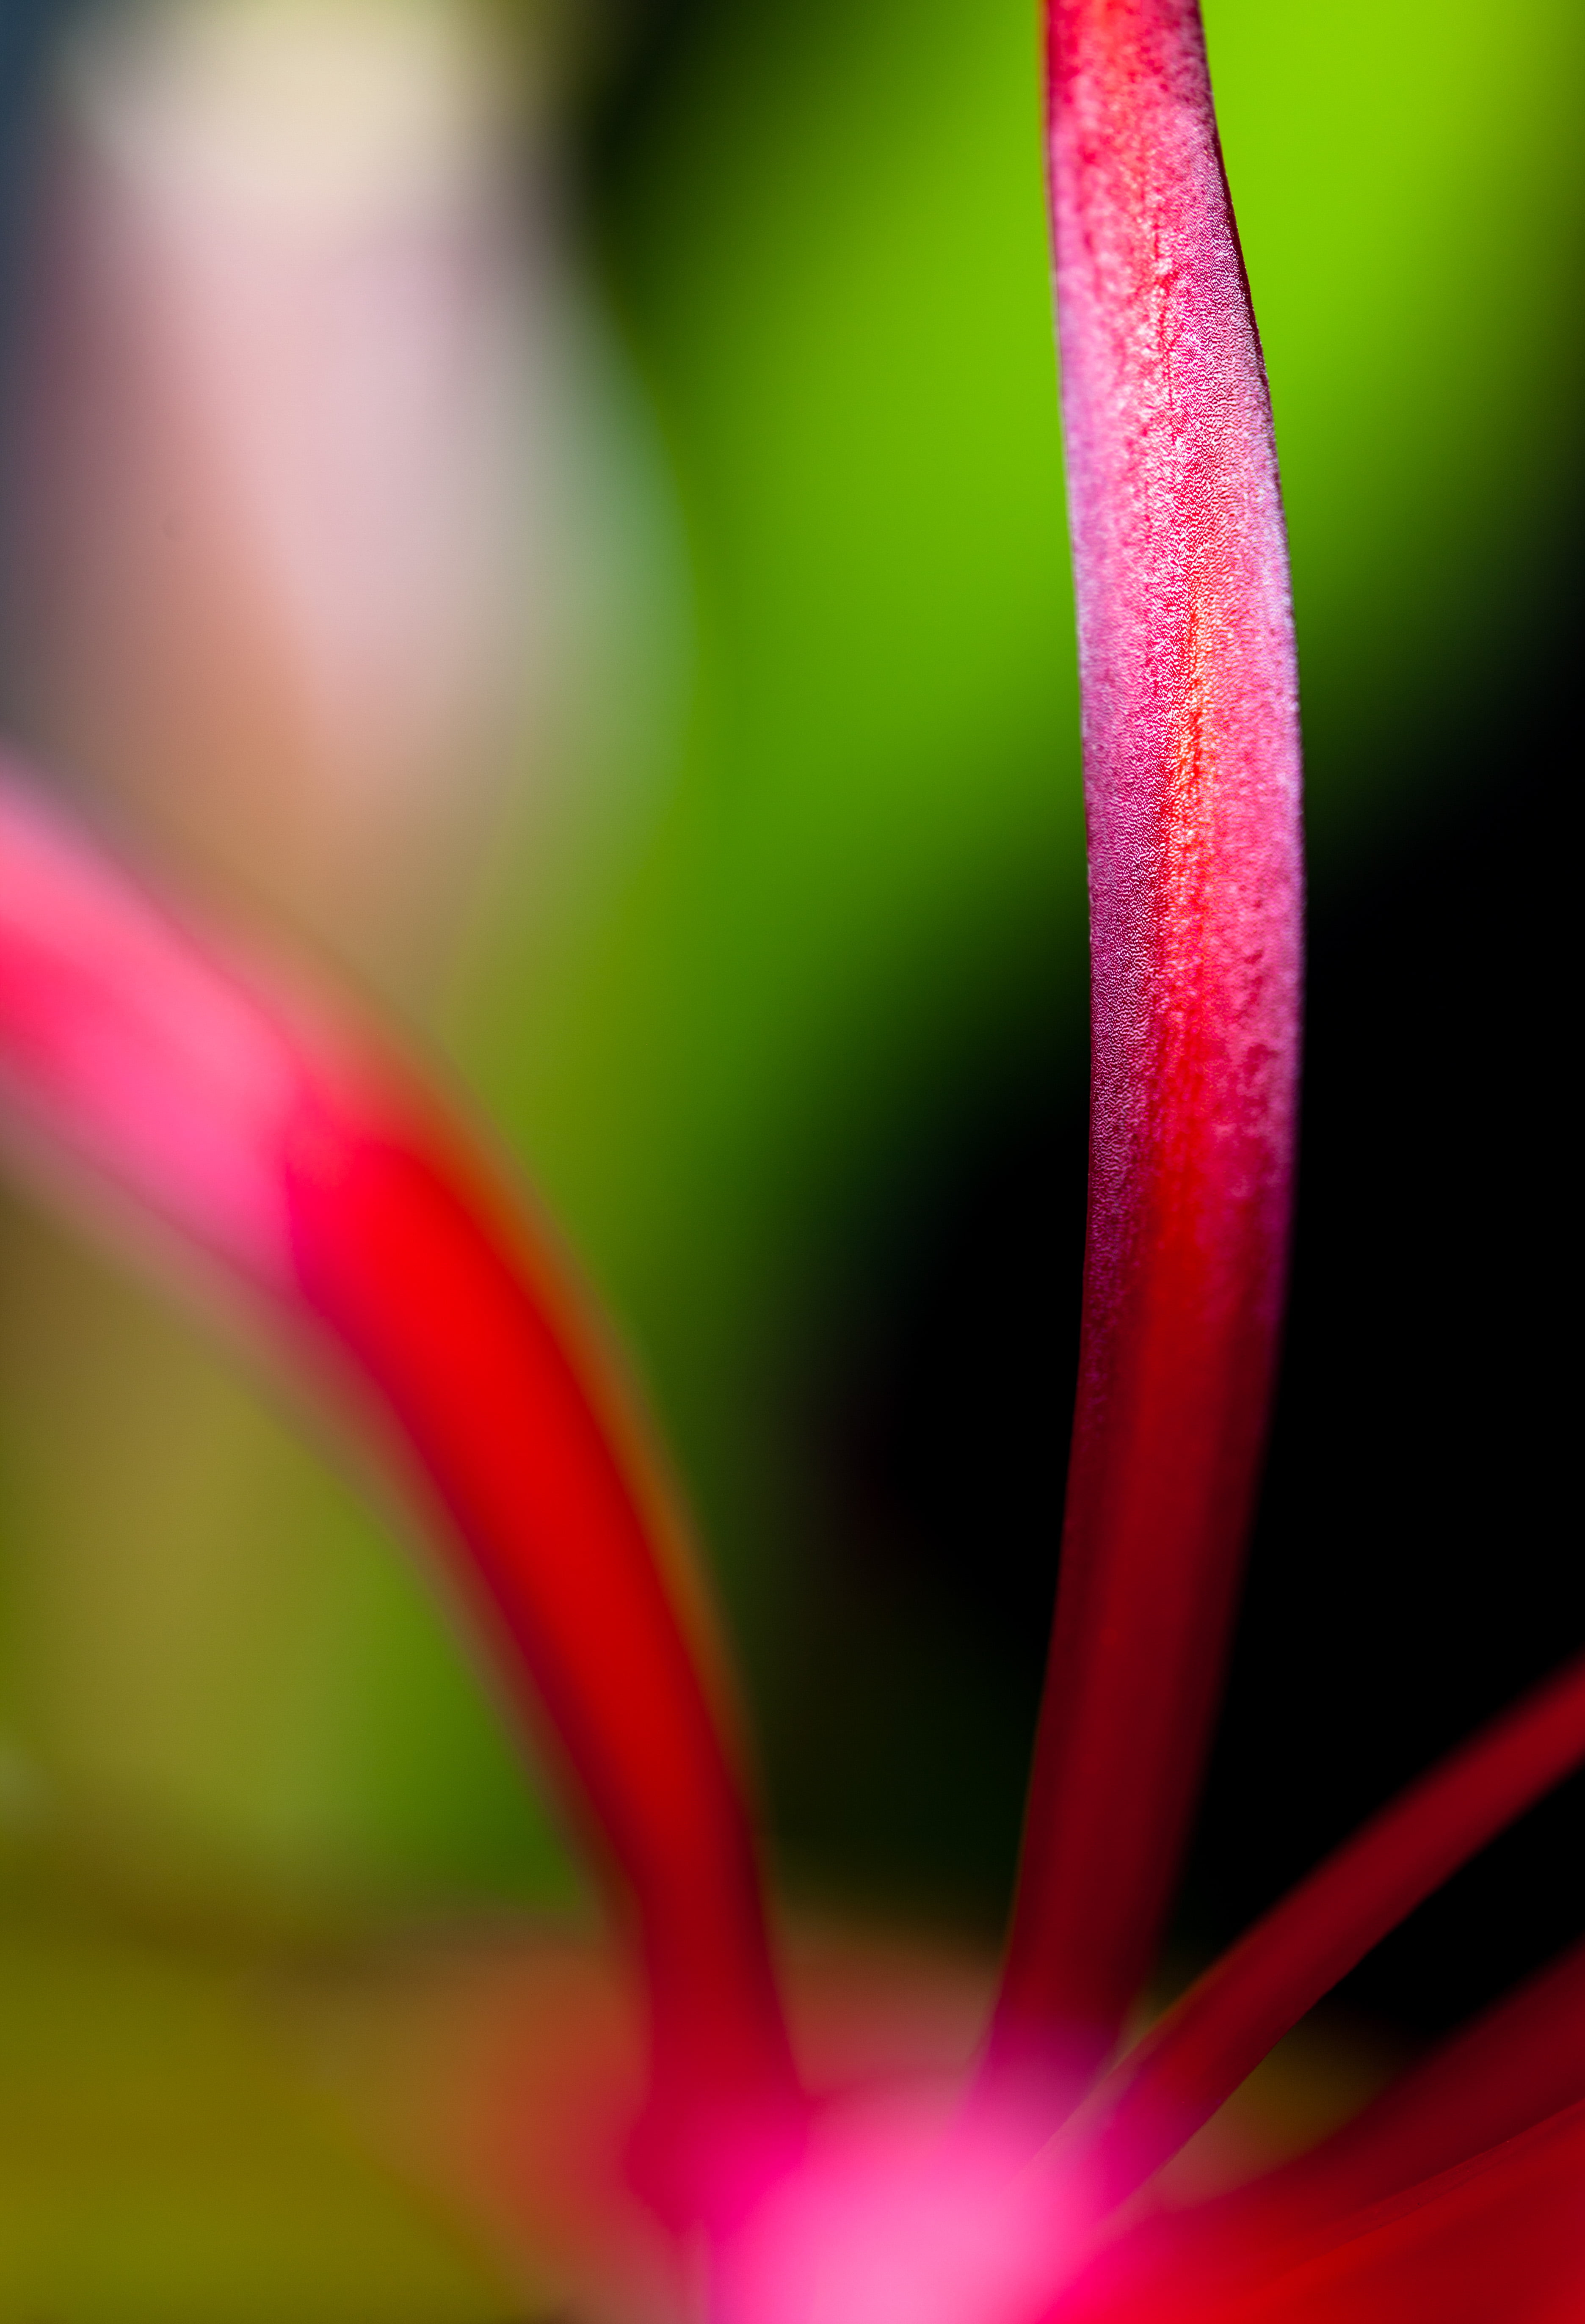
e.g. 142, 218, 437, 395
0, 1889, 520, 2323
0, 0, 1579, 2291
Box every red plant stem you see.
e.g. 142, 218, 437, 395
987, 0, 1302, 2100
1049, 1946, 1585, 2324
1055, 1649, 1585, 2212
1201, 2101, 1585, 2324
1049, 1934, 1585, 2323
1055, 2098, 1585, 2324
1211, 1930, 1585, 2250
285, 1098, 801, 2220
0, 756, 800, 2225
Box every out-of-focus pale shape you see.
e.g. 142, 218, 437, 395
716, 2096, 1086, 2324
0, 0, 641, 1924
13, 0, 538, 981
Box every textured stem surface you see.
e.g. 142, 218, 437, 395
989, 0, 1303, 2098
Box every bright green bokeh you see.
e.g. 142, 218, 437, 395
4, 0, 1579, 1920
451, 0, 1582, 1893
499, 0, 1584, 1296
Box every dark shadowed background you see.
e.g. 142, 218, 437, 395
0, 0, 1579, 2087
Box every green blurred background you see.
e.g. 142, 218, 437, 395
0, 0, 1579, 2022
0, 0, 1579, 2309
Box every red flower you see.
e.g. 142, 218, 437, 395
0, 2, 1580, 2316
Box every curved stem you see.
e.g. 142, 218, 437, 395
1056, 1650, 1585, 2213
0, 753, 800, 2226
1217, 1930, 1585, 2259
987, 0, 1302, 2108
286, 1094, 802, 2221
1051, 2097, 1585, 2324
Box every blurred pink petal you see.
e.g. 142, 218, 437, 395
0, 753, 305, 1279
14, 0, 544, 975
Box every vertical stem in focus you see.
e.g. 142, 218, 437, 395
986, 0, 1302, 2115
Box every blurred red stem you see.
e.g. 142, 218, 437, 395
0, 758, 801, 2228
1059, 1649, 1585, 2211
286, 1103, 802, 2221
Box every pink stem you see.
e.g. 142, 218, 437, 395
1045, 1946, 1585, 2321
1215, 2102, 1585, 2324
1056, 1649, 1585, 2212
0, 754, 800, 2225
987, 0, 1302, 2102
1054, 2098, 1585, 2324
1206, 1931, 1585, 2253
